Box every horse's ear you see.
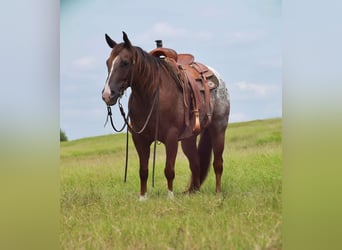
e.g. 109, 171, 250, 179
122, 31, 132, 48
105, 33, 117, 48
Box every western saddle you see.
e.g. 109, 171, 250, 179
149, 40, 218, 138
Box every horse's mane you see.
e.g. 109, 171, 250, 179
132, 46, 181, 93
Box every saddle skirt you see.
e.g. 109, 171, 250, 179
149, 47, 219, 139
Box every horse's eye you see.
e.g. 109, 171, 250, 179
120, 60, 129, 67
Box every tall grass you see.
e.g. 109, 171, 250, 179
60, 118, 282, 249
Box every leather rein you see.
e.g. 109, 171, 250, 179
104, 86, 160, 187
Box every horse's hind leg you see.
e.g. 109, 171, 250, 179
132, 135, 151, 200
209, 127, 226, 193
181, 137, 201, 192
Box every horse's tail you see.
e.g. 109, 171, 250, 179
198, 128, 212, 184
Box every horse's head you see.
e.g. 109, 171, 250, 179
102, 32, 134, 106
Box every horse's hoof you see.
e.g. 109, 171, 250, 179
168, 190, 174, 199
185, 187, 200, 194
139, 193, 148, 201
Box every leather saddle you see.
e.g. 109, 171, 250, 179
149, 47, 218, 139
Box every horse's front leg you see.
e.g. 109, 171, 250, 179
164, 130, 179, 198
132, 134, 152, 200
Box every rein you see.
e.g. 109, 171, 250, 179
104, 104, 126, 132
104, 86, 160, 187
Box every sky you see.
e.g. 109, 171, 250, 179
61, 0, 281, 140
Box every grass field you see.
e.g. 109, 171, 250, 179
60, 118, 282, 249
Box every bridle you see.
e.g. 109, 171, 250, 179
104, 82, 159, 134
104, 56, 160, 186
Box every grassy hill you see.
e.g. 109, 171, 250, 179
60, 118, 282, 249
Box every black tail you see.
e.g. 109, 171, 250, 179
198, 128, 212, 184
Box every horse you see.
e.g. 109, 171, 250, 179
102, 32, 230, 200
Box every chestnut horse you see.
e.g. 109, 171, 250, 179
102, 32, 230, 200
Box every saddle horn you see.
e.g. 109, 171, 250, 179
155, 40, 163, 48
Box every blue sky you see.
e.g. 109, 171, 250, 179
61, 0, 281, 140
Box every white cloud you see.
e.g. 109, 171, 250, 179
72, 56, 98, 70
152, 22, 187, 38
233, 81, 278, 96
225, 30, 266, 45
137, 22, 187, 45
196, 31, 214, 41
198, 5, 229, 18
137, 22, 214, 46
258, 56, 282, 69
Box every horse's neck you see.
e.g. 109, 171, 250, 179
130, 87, 155, 105
129, 54, 179, 108
130, 61, 160, 100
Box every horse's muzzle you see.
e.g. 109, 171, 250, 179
102, 90, 119, 106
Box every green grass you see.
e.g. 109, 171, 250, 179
60, 118, 282, 249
